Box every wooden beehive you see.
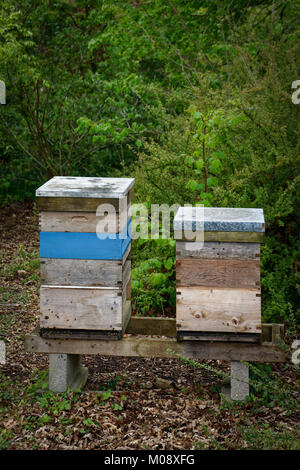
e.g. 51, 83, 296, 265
36, 176, 134, 339
174, 207, 265, 342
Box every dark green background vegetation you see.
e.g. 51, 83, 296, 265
1, 0, 299, 327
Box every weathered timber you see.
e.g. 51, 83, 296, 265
40, 300, 131, 340
126, 317, 281, 342
126, 316, 176, 337
272, 324, 283, 345
41, 329, 122, 340
40, 286, 122, 330
39, 207, 131, 233
34, 317, 283, 342
40, 250, 131, 286
122, 297, 131, 334
174, 230, 264, 243
176, 242, 260, 260
177, 331, 260, 343
262, 323, 284, 343
25, 328, 286, 362
40, 263, 131, 331
176, 287, 261, 333
36, 176, 135, 199
36, 189, 134, 212
176, 258, 260, 288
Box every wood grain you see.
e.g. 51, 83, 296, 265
36, 188, 134, 212
176, 242, 260, 260
40, 286, 123, 330
177, 331, 260, 343
36, 176, 134, 198
174, 230, 264, 243
40, 250, 131, 287
39, 208, 130, 233
40, 257, 131, 331
122, 299, 131, 334
25, 328, 285, 362
126, 317, 283, 342
126, 316, 177, 337
176, 259, 260, 288
176, 287, 261, 333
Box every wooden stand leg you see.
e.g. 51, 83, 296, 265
49, 354, 88, 393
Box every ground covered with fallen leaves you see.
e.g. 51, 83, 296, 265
0, 203, 299, 450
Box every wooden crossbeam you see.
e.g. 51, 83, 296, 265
25, 319, 286, 363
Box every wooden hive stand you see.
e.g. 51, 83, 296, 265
25, 197, 286, 400
25, 318, 285, 399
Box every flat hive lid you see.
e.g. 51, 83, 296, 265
36, 176, 135, 198
174, 207, 265, 232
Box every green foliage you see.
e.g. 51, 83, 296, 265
131, 238, 176, 315
0, 0, 299, 324
241, 423, 300, 450
185, 109, 244, 206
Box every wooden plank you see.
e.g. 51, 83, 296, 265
40, 285, 123, 330
24, 329, 286, 362
36, 176, 135, 198
40, 329, 122, 340
126, 317, 177, 337
40, 251, 131, 287
176, 242, 260, 260
272, 324, 283, 345
127, 317, 278, 342
39, 228, 131, 260
176, 259, 260, 288
262, 323, 284, 343
177, 331, 260, 343
39, 208, 130, 233
40, 260, 131, 331
36, 188, 134, 212
122, 300, 131, 334
176, 287, 261, 333
174, 230, 264, 243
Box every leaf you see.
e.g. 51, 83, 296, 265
154, 238, 167, 247
212, 150, 226, 160
186, 180, 199, 191
168, 239, 176, 248
101, 390, 111, 401
193, 111, 202, 120
209, 158, 222, 173
150, 272, 167, 287
207, 176, 219, 187
185, 155, 195, 167
164, 258, 174, 271
196, 159, 204, 170
148, 258, 162, 270
112, 403, 123, 411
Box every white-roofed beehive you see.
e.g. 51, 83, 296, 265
36, 176, 134, 339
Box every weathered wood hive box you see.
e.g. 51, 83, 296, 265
36, 176, 134, 339
174, 207, 265, 342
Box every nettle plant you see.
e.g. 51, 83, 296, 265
185, 109, 244, 206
